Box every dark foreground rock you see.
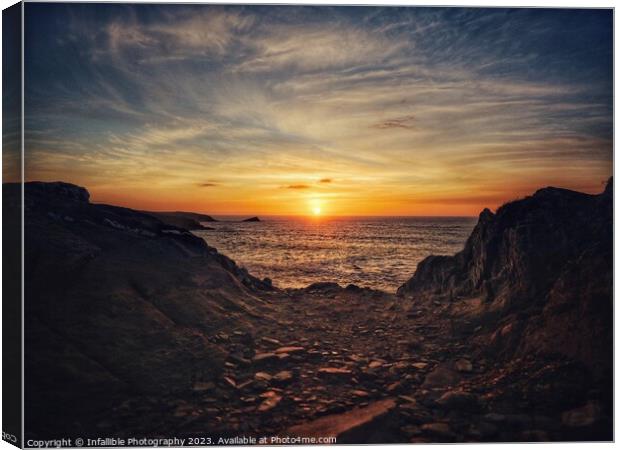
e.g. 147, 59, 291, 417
285, 399, 397, 443
398, 179, 612, 368
11, 182, 271, 438
11, 180, 612, 443
397, 178, 613, 440
142, 210, 216, 230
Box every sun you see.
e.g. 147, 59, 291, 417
308, 198, 323, 216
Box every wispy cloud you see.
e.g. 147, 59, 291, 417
22, 5, 612, 215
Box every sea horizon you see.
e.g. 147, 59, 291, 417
196, 215, 477, 291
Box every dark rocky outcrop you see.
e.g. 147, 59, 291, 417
398, 178, 612, 377
11, 179, 612, 443
12, 182, 272, 438
142, 210, 216, 230
242, 216, 260, 222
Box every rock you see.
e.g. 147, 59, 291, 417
411, 362, 429, 370
275, 346, 304, 354
254, 372, 272, 382
261, 337, 281, 346
454, 359, 473, 373
318, 367, 352, 377
306, 282, 342, 292
400, 425, 422, 436
242, 216, 260, 222
387, 382, 402, 393
396, 179, 613, 386
390, 361, 410, 372
398, 395, 417, 405
258, 394, 282, 412
422, 365, 460, 388
284, 399, 396, 443
436, 390, 479, 411
222, 376, 237, 388
252, 352, 280, 364
192, 381, 215, 392
236, 379, 254, 390
18, 181, 283, 432
260, 389, 281, 398
28, 182, 90, 202
273, 371, 294, 385
228, 354, 251, 367
562, 402, 601, 427
352, 390, 369, 397
420, 423, 454, 439
368, 361, 383, 369
345, 284, 363, 292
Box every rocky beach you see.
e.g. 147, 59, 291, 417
12, 179, 612, 443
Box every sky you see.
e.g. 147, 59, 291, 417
13, 4, 613, 216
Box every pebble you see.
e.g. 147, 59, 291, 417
561, 402, 601, 427
317, 367, 352, 376
421, 422, 454, 438
254, 372, 272, 382
454, 358, 473, 373
276, 346, 305, 354
258, 395, 282, 412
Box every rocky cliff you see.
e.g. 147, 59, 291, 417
142, 210, 217, 230
9, 182, 272, 437
397, 179, 612, 377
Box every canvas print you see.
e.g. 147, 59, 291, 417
2, 2, 613, 446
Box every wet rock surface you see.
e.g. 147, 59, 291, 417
15, 181, 612, 443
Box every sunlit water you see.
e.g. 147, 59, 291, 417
194, 216, 477, 293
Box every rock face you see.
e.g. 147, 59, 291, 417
153, 210, 217, 222
12, 182, 272, 437
142, 210, 216, 230
397, 179, 612, 377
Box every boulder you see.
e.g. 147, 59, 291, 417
436, 390, 480, 411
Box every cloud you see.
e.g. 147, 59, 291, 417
231, 22, 409, 73
97, 8, 256, 63
23, 5, 612, 214
374, 115, 416, 130
198, 182, 218, 187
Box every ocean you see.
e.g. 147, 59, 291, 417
194, 216, 477, 293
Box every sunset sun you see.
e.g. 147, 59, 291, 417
309, 198, 323, 216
